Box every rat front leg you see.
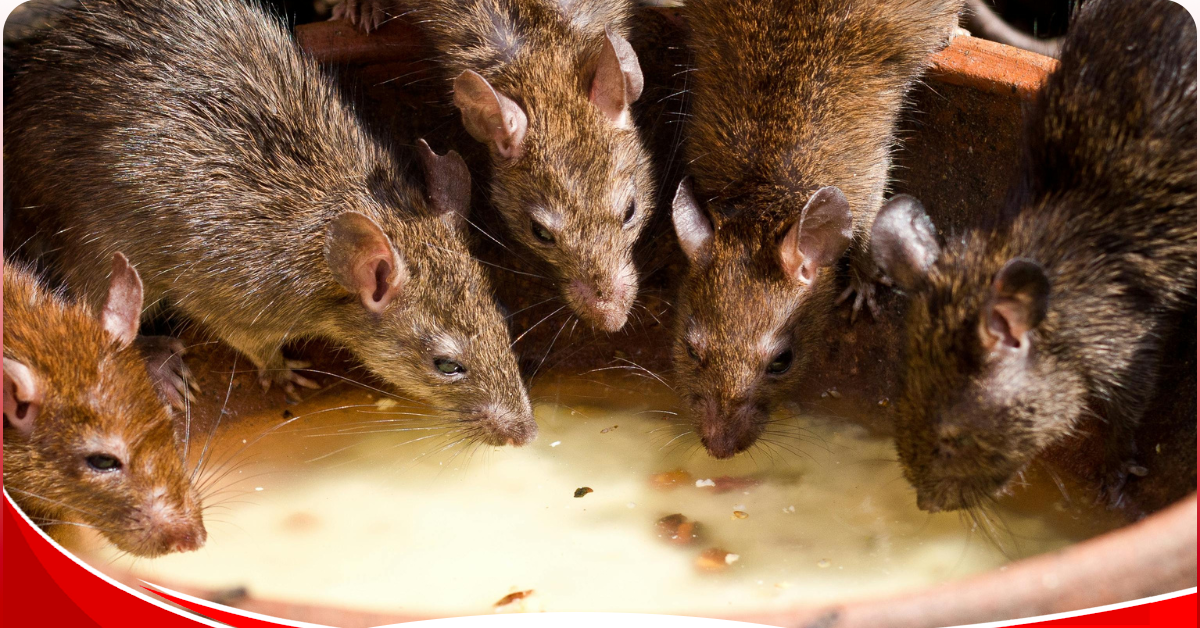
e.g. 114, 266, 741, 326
331, 0, 391, 33
1097, 420, 1147, 512
221, 331, 320, 401
836, 252, 883, 323
136, 335, 199, 410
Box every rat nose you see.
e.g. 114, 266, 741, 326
931, 424, 981, 472
567, 279, 630, 332
696, 397, 762, 459
168, 525, 207, 553
473, 403, 538, 447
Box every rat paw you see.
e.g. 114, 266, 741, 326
331, 0, 388, 33
1097, 460, 1147, 510
136, 335, 199, 410
258, 359, 320, 402
837, 277, 881, 323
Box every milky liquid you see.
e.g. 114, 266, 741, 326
89, 376, 1118, 617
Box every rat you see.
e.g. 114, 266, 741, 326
334, 0, 657, 333
669, 0, 963, 458
4, 254, 207, 557
4, 0, 537, 447
870, 0, 1196, 512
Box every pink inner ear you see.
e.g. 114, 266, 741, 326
988, 299, 1025, 349
101, 253, 144, 348
3, 358, 41, 436
368, 258, 391, 304
453, 71, 527, 159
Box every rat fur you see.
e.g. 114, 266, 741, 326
4, 255, 207, 557
670, 0, 963, 458
871, 0, 1197, 512
338, 0, 658, 333
4, 0, 536, 446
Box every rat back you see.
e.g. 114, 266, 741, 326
1014, 0, 1197, 306
5, 0, 537, 442
684, 0, 962, 241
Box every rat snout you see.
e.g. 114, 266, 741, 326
470, 403, 539, 447
927, 424, 1000, 478
166, 521, 207, 553
912, 425, 1020, 513
125, 490, 207, 556
565, 265, 637, 333
694, 396, 765, 459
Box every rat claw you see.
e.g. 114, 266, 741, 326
137, 335, 198, 411
292, 373, 321, 390
841, 280, 880, 324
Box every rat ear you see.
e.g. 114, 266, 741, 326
778, 186, 853, 285
453, 70, 528, 160
3, 358, 41, 438
416, 139, 471, 230
870, 194, 940, 291
324, 212, 409, 315
672, 178, 713, 266
983, 258, 1050, 351
589, 27, 644, 129
100, 252, 144, 348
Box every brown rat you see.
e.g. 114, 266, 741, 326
336, 0, 657, 333
670, 0, 962, 458
4, 0, 536, 447
871, 0, 1196, 512
4, 254, 206, 557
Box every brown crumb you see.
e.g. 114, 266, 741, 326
494, 590, 534, 607
732, 510, 749, 520
656, 514, 702, 545
574, 487, 593, 498
600, 425, 619, 434
649, 469, 692, 490
696, 548, 739, 572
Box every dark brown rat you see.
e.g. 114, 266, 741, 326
336, 0, 657, 333
871, 0, 1196, 512
4, 255, 206, 557
670, 0, 963, 458
4, 0, 536, 447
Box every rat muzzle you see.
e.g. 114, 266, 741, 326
694, 396, 767, 459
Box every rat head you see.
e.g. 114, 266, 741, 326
325, 142, 536, 447
871, 196, 1085, 512
3, 254, 206, 557
670, 179, 853, 458
452, 28, 654, 332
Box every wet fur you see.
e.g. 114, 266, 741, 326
894, 0, 1197, 511
4, 0, 534, 444
674, 0, 962, 457
3, 262, 204, 557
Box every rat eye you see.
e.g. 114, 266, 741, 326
531, 220, 555, 244
623, 200, 636, 225
684, 342, 700, 362
86, 454, 122, 472
766, 349, 793, 375
434, 358, 466, 376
